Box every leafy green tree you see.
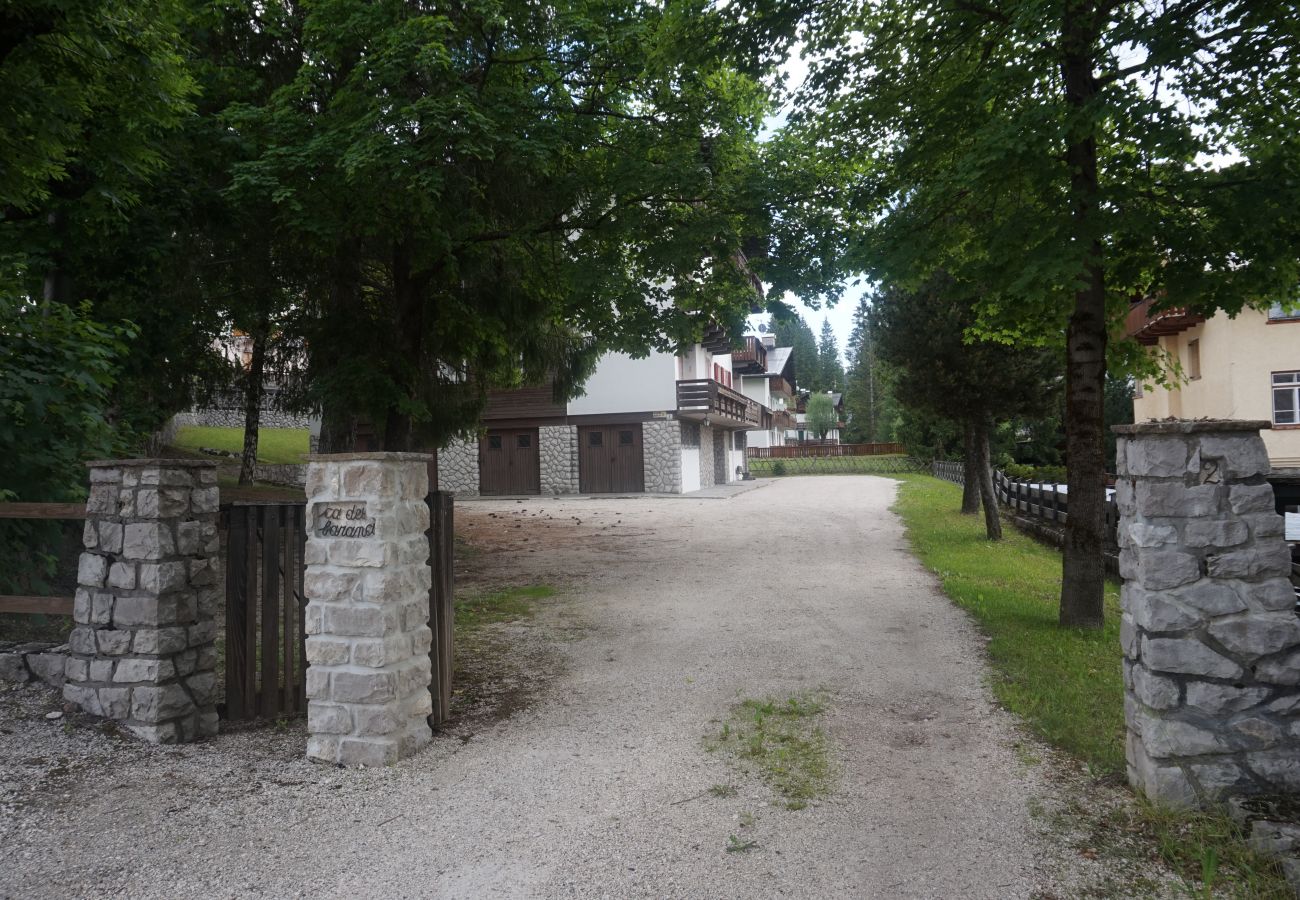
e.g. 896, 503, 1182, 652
872, 275, 1062, 540
805, 392, 837, 440
232, 0, 774, 450
0, 0, 193, 219
816, 318, 844, 393
1, 0, 233, 446
753, 0, 1300, 627
0, 302, 133, 598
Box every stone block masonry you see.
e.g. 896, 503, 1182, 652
436, 438, 479, 496
539, 425, 578, 494
643, 419, 683, 493
64, 459, 221, 743
304, 453, 434, 766
1114, 420, 1300, 809
698, 424, 716, 489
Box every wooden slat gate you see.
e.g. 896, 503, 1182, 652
427, 491, 454, 728
221, 502, 308, 721
220, 493, 456, 727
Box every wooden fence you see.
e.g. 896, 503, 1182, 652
0, 502, 86, 616
221, 501, 308, 720
931, 462, 1120, 545
427, 492, 454, 728
748, 441, 906, 459
3, 491, 456, 728
221, 491, 457, 726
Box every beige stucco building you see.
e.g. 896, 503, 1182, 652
1129, 300, 1300, 468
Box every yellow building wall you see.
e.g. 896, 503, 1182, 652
1133, 309, 1300, 467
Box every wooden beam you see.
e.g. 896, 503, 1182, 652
0, 595, 75, 616
0, 503, 87, 519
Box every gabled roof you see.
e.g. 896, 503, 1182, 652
765, 346, 792, 375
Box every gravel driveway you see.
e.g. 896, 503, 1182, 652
2, 476, 1093, 898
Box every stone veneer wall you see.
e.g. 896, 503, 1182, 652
539, 425, 579, 494
1115, 420, 1300, 808
64, 460, 221, 743
436, 438, 479, 496
304, 453, 434, 766
698, 424, 716, 489
643, 420, 683, 493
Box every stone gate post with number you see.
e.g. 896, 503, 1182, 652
1115, 420, 1300, 808
303, 453, 434, 766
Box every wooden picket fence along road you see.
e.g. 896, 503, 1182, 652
0, 501, 87, 616
931, 462, 1120, 545
748, 441, 905, 459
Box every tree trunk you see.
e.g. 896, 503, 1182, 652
382, 239, 425, 452
1058, 0, 1107, 629
975, 421, 1002, 540
315, 243, 362, 454
238, 324, 268, 486
961, 420, 980, 514
317, 410, 356, 454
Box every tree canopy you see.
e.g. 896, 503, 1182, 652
2, 0, 783, 461
223, 0, 775, 449
747, 0, 1300, 627
805, 392, 837, 440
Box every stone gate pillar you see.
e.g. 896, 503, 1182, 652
303, 453, 434, 766
65, 459, 221, 743
1115, 420, 1299, 808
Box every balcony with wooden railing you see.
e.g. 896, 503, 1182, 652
1125, 296, 1205, 346
731, 335, 768, 375
676, 379, 763, 429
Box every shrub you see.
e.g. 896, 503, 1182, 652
771, 460, 787, 477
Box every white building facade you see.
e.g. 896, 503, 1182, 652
436, 328, 763, 496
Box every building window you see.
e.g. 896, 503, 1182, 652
517, 434, 531, 449
1268, 302, 1300, 322
588, 431, 603, 447
487, 435, 502, 450
1186, 339, 1201, 380
618, 430, 633, 445
1275, 371, 1300, 425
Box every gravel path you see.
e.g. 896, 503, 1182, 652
2, 476, 1094, 898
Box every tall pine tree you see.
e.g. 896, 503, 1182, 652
816, 318, 844, 393
773, 311, 821, 391
843, 295, 890, 442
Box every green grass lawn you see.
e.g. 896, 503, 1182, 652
173, 425, 309, 464
893, 474, 1289, 896
893, 474, 1125, 771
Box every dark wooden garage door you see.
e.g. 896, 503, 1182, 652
578, 425, 644, 493
479, 428, 540, 495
